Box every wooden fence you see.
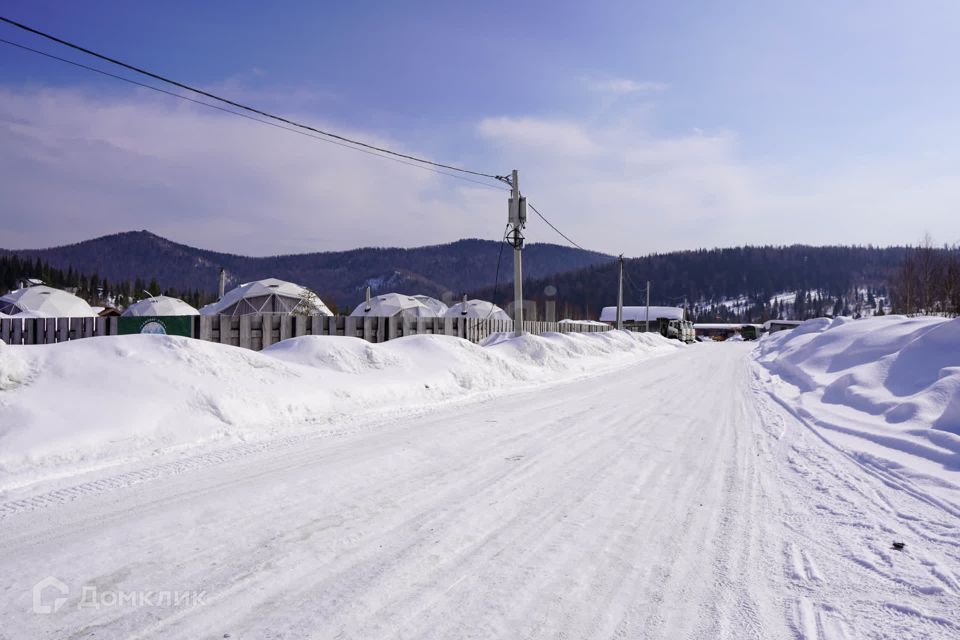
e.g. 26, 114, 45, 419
1, 315, 609, 350
0, 316, 118, 346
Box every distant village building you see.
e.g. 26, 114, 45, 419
763, 319, 803, 333
598, 306, 685, 329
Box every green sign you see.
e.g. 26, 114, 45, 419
118, 316, 194, 337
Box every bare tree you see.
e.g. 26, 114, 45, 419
891, 236, 960, 316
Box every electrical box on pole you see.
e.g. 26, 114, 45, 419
507, 169, 525, 337
509, 193, 527, 226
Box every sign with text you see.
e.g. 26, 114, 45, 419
118, 316, 193, 337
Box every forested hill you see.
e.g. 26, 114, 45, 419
0, 231, 612, 311
474, 245, 908, 322
2, 234, 910, 320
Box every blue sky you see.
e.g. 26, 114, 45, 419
1, 1, 959, 256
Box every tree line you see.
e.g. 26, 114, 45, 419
0, 254, 212, 311
481, 245, 905, 322
889, 236, 960, 315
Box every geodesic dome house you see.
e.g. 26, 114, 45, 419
444, 299, 511, 321
122, 295, 199, 317
411, 295, 449, 317
0, 285, 97, 318
350, 292, 435, 319
199, 278, 333, 317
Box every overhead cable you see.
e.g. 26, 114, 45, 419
526, 202, 587, 251
0, 16, 507, 184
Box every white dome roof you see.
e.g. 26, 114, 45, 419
412, 295, 449, 316
350, 292, 434, 318
123, 295, 199, 317
200, 278, 332, 317
0, 285, 96, 318
444, 299, 511, 321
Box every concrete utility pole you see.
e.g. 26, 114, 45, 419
646, 280, 651, 333
616, 255, 624, 330
507, 169, 526, 337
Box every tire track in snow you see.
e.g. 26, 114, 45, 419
751, 362, 960, 639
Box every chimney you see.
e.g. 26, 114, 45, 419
218, 268, 226, 299
364, 286, 372, 312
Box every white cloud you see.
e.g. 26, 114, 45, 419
471, 113, 960, 255
587, 78, 669, 95
0, 87, 501, 254
476, 117, 599, 157
3, 85, 960, 258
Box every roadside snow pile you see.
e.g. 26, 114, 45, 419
0, 340, 30, 391
0, 331, 680, 490
756, 315, 960, 504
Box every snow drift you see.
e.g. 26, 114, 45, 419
756, 315, 960, 505
0, 331, 680, 491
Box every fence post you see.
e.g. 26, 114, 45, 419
56, 317, 69, 342
23, 318, 36, 344
280, 315, 293, 343
376, 317, 385, 343
198, 315, 213, 342
215, 315, 228, 345
259, 315, 272, 349
239, 315, 252, 350
344, 316, 357, 340
294, 315, 308, 338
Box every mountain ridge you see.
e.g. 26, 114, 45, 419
0, 230, 614, 309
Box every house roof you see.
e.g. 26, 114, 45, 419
0, 285, 97, 318
200, 278, 332, 317
123, 295, 199, 317
349, 292, 434, 318
599, 306, 684, 323
444, 299, 511, 321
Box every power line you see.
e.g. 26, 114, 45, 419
0, 37, 507, 192
622, 263, 644, 299
526, 202, 587, 251
0, 15, 508, 184
487, 224, 511, 318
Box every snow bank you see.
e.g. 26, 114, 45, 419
0, 331, 681, 490
756, 316, 960, 504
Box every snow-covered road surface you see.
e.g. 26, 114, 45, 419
2, 342, 959, 639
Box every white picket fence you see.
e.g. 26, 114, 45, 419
0, 315, 609, 350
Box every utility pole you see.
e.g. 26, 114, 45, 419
616, 255, 624, 330
645, 280, 651, 333
507, 169, 526, 337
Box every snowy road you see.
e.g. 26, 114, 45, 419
2, 342, 959, 638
